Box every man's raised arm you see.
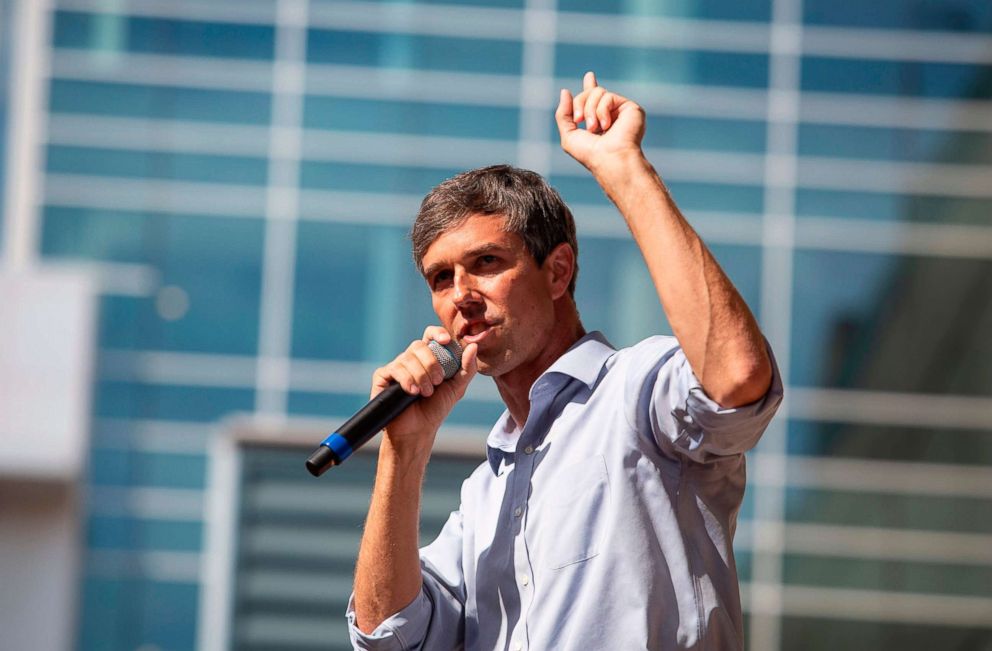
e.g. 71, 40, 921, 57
555, 71, 772, 408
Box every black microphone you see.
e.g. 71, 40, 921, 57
305, 339, 463, 477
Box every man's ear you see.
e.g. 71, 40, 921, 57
543, 242, 575, 300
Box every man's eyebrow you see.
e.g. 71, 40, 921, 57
422, 243, 510, 280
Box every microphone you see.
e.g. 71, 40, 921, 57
305, 339, 463, 477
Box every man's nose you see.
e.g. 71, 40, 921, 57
453, 270, 478, 304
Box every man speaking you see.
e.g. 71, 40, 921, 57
345, 72, 783, 650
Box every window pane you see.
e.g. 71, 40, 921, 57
50, 79, 271, 124
785, 487, 992, 534
782, 617, 992, 651
93, 381, 256, 422
783, 554, 992, 597
299, 161, 460, 193
304, 96, 519, 140
788, 420, 992, 466
791, 250, 992, 395
576, 238, 762, 348
803, 0, 992, 32
796, 188, 992, 225
46, 145, 269, 185
307, 29, 522, 75
799, 123, 992, 165
80, 578, 199, 651
53, 11, 275, 59
559, 0, 771, 21
643, 115, 767, 153
44, 211, 265, 355
556, 44, 769, 89
802, 57, 992, 99
553, 174, 765, 214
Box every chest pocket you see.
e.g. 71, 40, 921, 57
536, 454, 610, 570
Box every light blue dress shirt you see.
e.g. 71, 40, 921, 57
347, 332, 783, 650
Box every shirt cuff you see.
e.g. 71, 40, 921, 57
677, 341, 783, 457
346, 589, 432, 651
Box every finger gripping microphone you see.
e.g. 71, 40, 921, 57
305, 339, 463, 477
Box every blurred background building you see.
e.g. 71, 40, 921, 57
0, 0, 990, 649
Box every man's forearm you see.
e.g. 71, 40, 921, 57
353, 440, 429, 633
593, 151, 772, 407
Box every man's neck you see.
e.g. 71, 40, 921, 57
494, 304, 585, 430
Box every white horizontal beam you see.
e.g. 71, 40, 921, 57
795, 217, 992, 259
746, 582, 992, 627
86, 549, 201, 583
788, 386, 992, 430
93, 418, 213, 454
88, 486, 205, 520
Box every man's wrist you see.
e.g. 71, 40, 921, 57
589, 148, 653, 188
377, 436, 433, 480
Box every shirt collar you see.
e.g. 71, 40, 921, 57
530, 330, 616, 396
484, 331, 616, 474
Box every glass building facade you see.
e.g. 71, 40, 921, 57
2, 0, 990, 649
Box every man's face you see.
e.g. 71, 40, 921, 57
421, 214, 557, 377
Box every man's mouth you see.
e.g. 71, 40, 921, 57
459, 320, 496, 345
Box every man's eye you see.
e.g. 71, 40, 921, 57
479, 255, 498, 266
432, 271, 453, 289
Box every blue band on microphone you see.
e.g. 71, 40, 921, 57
320, 432, 352, 462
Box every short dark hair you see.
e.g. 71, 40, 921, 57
411, 164, 579, 295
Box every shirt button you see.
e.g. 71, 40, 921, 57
519, 573, 530, 587
513, 644, 522, 651
513, 506, 522, 517
524, 445, 534, 455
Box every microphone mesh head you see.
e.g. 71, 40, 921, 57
428, 339, 463, 380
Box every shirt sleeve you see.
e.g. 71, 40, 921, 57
626, 335, 784, 464
345, 502, 468, 650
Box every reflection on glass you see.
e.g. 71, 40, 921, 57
802, 56, 992, 99
792, 250, 992, 396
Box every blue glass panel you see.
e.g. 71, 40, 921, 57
642, 115, 767, 153
795, 188, 992, 225
782, 617, 992, 651
293, 222, 439, 361
785, 487, 992, 533
292, 222, 375, 361
784, 554, 992, 597
43, 211, 264, 354
312, 0, 524, 7
791, 250, 992, 395
80, 577, 198, 651
552, 174, 765, 214
49, 79, 271, 124
802, 56, 992, 99
804, 0, 992, 32
87, 516, 203, 550
46, 145, 268, 185
157, 212, 265, 353
304, 96, 519, 140
559, 0, 771, 21
576, 238, 762, 348
93, 381, 256, 421
53, 10, 275, 59
307, 29, 522, 74
299, 161, 460, 193
556, 44, 769, 89
788, 420, 992, 466
89, 448, 207, 489
799, 123, 992, 165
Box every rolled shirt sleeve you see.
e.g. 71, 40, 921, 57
346, 504, 469, 650
627, 336, 784, 463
